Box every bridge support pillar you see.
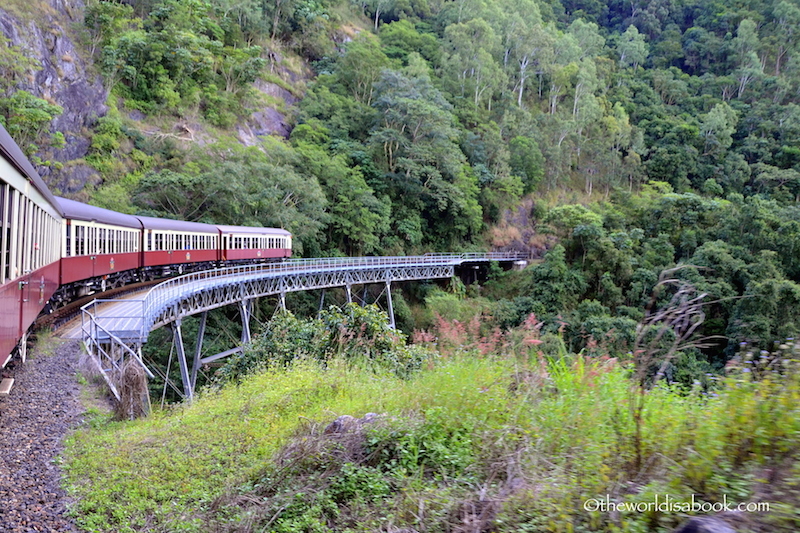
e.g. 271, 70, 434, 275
240, 299, 252, 344
385, 281, 395, 329
318, 289, 326, 318
190, 311, 207, 395
346, 284, 352, 304
278, 292, 286, 311
171, 319, 193, 400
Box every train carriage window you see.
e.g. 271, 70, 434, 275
64, 222, 71, 258
7, 189, 18, 280
30, 207, 38, 270
38, 210, 45, 268
18, 198, 29, 275
155, 232, 162, 251
77, 225, 83, 256
1, 184, 8, 283
18, 197, 28, 275
25, 199, 33, 272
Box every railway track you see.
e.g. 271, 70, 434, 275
35, 279, 163, 333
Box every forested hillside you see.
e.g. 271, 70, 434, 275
3, 0, 800, 359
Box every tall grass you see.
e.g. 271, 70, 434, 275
64, 340, 800, 531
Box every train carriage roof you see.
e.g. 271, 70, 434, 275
136, 215, 219, 234
0, 123, 63, 217
216, 225, 291, 236
57, 197, 142, 229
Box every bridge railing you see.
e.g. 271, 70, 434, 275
82, 252, 528, 346
80, 300, 155, 400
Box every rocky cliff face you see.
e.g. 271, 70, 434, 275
0, 0, 108, 193
0, 1, 297, 196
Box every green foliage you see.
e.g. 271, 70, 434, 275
65, 337, 800, 532
132, 138, 327, 251
509, 136, 545, 193
0, 91, 64, 158
216, 303, 431, 383
88, 0, 268, 121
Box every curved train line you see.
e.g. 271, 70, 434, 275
0, 123, 292, 395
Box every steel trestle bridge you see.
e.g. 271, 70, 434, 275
80, 253, 527, 401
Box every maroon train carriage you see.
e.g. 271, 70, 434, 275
137, 216, 220, 277
218, 225, 292, 263
0, 117, 297, 393
55, 197, 143, 302
0, 124, 63, 369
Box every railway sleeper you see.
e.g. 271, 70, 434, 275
0, 377, 13, 395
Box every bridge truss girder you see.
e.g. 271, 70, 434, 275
148, 264, 453, 335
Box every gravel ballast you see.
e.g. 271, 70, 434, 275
0, 339, 85, 532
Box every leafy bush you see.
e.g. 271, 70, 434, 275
216, 304, 432, 383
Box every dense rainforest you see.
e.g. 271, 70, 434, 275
2, 0, 799, 530
5, 0, 796, 361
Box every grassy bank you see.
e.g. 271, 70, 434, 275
63, 340, 800, 532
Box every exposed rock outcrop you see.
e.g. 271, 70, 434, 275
237, 73, 299, 145
0, 0, 108, 193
